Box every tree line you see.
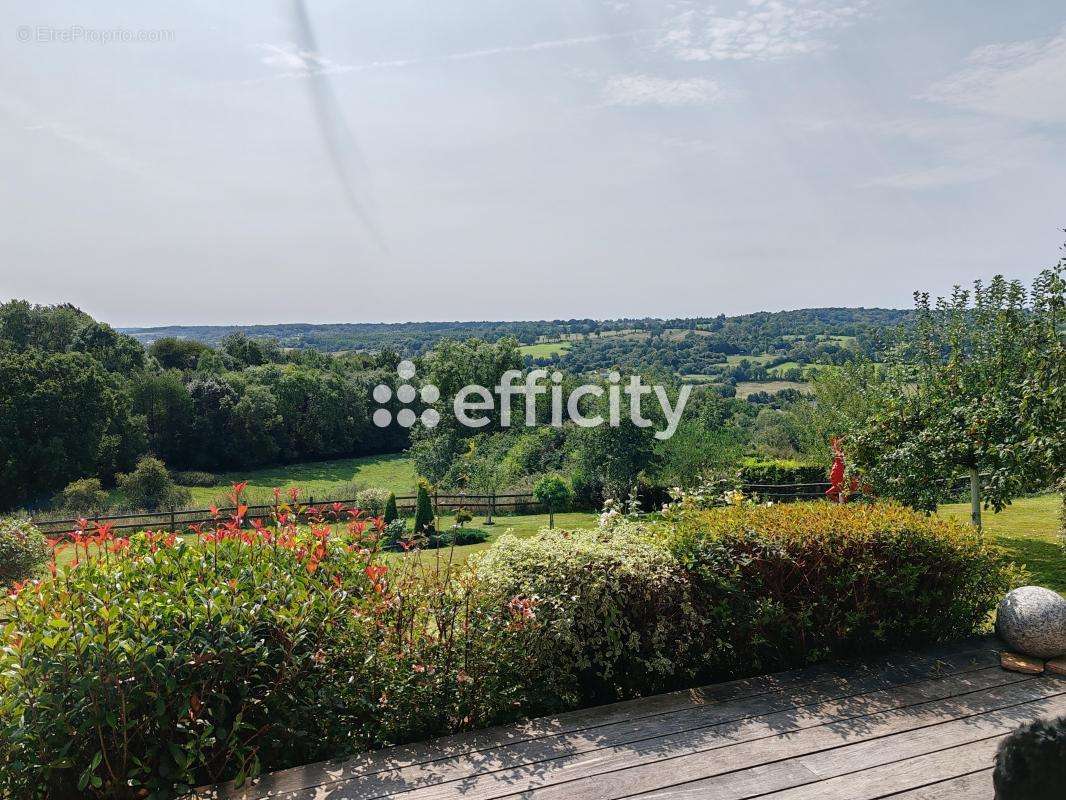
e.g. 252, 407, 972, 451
0, 303, 408, 510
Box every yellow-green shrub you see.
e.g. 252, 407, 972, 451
656, 501, 1021, 676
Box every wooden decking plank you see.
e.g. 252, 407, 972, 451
254, 654, 1005, 800
301, 668, 1056, 800
755, 736, 1007, 799
475, 678, 1064, 800
883, 769, 994, 799
626, 693, 1062, 799
204, 639, 996, 799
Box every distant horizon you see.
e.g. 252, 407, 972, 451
114, 303, 913, 332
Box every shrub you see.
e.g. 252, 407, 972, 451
0, 515, 49, 585
0, 512, 537, 798
356, 487, 391, 517
656, 501, 1020, 676
58, 477, 110, 513
172, 470, 219, 487
116, 456, 192, 511
475, 526, 699, 707
429, 527, 488, 548
413, 482, 434, 534
737, 458, 826, 486
453, 507, 473, 527
379, 518, 409, 550
383, 492, 399, 523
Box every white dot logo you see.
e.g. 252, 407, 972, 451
373, 361, 440, 428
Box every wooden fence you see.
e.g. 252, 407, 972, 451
30, 492, 541, 538
31, 483, 837, 538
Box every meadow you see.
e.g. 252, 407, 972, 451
519, 340, 572, 358
179, 453, 418, 506
735, 380, 811, 398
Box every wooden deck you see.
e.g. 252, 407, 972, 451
198, 637, 1065, 800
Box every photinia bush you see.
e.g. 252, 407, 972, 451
0, 486, 539, 799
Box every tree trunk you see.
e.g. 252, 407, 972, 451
549, 504, 555, 529
969, 467, 982, 537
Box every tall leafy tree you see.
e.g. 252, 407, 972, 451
0, 351, 113, 508
851, 260, 1064, 529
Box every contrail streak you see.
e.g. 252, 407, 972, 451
292, 0, 387, 250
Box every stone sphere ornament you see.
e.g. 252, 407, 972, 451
995, 586, 1066, 659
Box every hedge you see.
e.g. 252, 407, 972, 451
0, 500, 1018, 797
658, 501, 1020, 676
737, 458, 827, 486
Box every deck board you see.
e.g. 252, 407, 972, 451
195, 637, 1063, 800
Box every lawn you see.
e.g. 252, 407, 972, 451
181, 453, 419, 506
938, 493, 1064, 591
394, 510, 600, 561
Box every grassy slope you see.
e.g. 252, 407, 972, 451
182, 454, 419, 506
938, 494, 1064, 591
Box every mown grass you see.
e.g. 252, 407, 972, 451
181, 454, 419, 506
937, 493, 1064, 592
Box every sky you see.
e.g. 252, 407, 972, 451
1, 0, 1064, 327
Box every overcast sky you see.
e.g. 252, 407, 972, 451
2, 1, 1064, 327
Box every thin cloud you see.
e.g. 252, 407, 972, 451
602, 74, 727, 107
863, 27, 1066, 190
659, 0, 871, 62
920, 26, 1066, 124
257, 30, 649, 79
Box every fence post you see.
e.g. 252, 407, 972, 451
170, 507, 176, 534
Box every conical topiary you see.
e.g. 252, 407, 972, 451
383, 492, 398, 524
413, 482, 434, 535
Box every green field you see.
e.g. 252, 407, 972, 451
726, 353, 775, 365
735, 380, 811, 398
938, 493, 1064, 591
519, 341, 572, 358
181, 453, 419, 506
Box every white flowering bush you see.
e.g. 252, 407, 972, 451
474, 527, 699, 707
0, 515, 49, 585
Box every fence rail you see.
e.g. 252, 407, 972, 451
31, 493, 541, 537
31, 483, 840, 538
